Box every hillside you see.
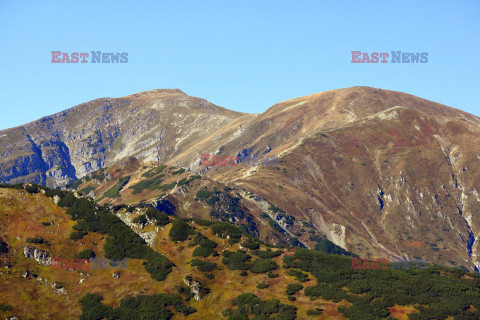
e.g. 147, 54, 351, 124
2, 86, 480, 273
1, 183, 480, 319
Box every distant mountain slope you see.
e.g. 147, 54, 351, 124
2, 86, 480, 272
0, 89, 245, 187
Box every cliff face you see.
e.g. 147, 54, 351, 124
2, 86, 480, 271
0, 89, 244, 187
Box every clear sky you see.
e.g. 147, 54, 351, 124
0, 0, 479, 130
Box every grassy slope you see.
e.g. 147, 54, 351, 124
1, 185, 480, 319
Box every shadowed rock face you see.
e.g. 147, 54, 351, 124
4, 86, 480, 271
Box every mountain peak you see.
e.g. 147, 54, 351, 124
121, 88, 187, 99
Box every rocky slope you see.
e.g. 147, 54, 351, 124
2, 86, 480, 272
0, 89, 245, 187
2, 184, 480, 320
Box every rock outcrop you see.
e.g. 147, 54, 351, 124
23, 245, 52, 266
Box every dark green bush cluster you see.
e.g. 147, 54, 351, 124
79, 292, 196, 320
206, 195, 219, 206
26, 237, 44, 244
99, 176, 130, 200
172, 168, 186, 175
177, 175, 200, 187
132, 214, 148, 225
190, 233, 218, 257
286, 269, 310, 282
79, 186, 96, 195
222, 251, 278, 274
253, 249, 282, 259
47, 188, 174, 282
191, 218, 214, 227
285, 283, 303, 295
284, 248, 480, 319
70, 230, 87, 240
249, 259, 278, 274
256, 282, 269, 289
196, 189, 214, 199
268, 203, 285, 213
222, 250, 252, 271
169, 218, 194, 242
190, 259, 217, 272
267, 218, 286, 235
223, 293, 296, 320
304, 283, 345, 302
129, 177, 165, 194
0, 304, 13, 312
76, 249, 96, 259
141, 165, 166, 178
241, 238, 260, 250
210, 221, 242, 243
129, 177, 176, 194
145, 207, 170, 226
306, 308, 323, 316
25, 184, 41, 193
277, 213, 295, 226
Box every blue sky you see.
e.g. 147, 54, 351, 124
0, 0, 479, 130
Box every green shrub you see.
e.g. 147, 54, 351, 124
145, 207, 170, 226
192, 246, 216, 258
0, 304, 13, 311
268, 272, 279, 278
287, 269, 310, 282
206, 195, 219, 206
257, 282, 269, 289
26, 237, 44, 244
306, 308, 323, 316
210, 222, 242, 243
79, 186, 95, 195
79, 291, 196, 319
242, 239, 260, 250
76, 249, 96, 259
205, 273, 215, 279
189, 233, 218, 249
196, 189, 214, 199
222, 251, 251, 270
141, 165, 166, 177
250, 259, 278, 274
133, 214, 148, 225
228, 293, 297, 320
70, 231, 87, 240
172, 168, 186, 175
169, 218, 194, 242
191, 259, 217, 272
253, 249, 282, 259
99, 176, 130, 199
286, 283, 303, 295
